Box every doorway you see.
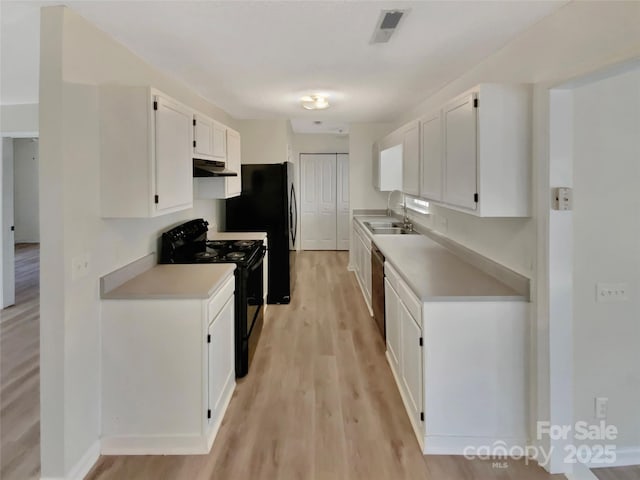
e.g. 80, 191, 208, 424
300, 153, 349, 251
0, 136, 40, 479
545, 61, 639, 479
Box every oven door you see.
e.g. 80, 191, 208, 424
246, 247, 265, 337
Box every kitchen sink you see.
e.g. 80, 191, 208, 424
365, 221, 404, 228
363, 221, 418, 235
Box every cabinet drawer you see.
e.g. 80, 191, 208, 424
398, 279, 421, 326
384, 261, 400, 292
207, 275, 235, 324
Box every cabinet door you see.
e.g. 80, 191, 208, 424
385, 279, 400, 370
363, 240, 371, 304
443, 94, 477, 210
336, 154, 350, 250
356, 230, 365, 285
154, 95, 193, 214
194, 114, 214, 158
402, 121, 420, 196
212, 122, 227, 159
352, 226, 360, 274
400, 302, 423, 427
208, 296, 235, 423
420, 111, 443, 200
379, 144, 403, 192
226, 129, 241, 197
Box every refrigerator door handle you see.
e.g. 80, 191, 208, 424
290, 183, 297, 247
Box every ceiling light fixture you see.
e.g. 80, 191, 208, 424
301, 94, 330, 110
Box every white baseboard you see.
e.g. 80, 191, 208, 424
565, 463, 599, 480
101, 434, 209, 455
422, 435, 528, 455
40, 440, 102, 480
588, 446, 640, 469
101, 381, 236, 456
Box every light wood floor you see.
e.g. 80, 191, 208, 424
594, 465, 640, 480
1, 248, 637, 479
1, 243, 40, 480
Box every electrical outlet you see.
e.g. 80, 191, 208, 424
595, 397, 608, 419
596, 283, 628, 302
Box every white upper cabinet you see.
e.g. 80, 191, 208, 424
194, 113, 227, 161
193, 113, 214, 158
375, 120, 420, 195
225, 128, 241, 197
100, 86, 193, 218
194, 128, 242, 200
443, 93, 478, 211
402, 120, 420, 196
212, 122, 227, 159
375, 144, 403, 192
420, 111, 443, 201
442, 84, 531, 217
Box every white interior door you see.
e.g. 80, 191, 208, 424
1, 138, 15, 308
300, 154, 337, 250
336, 154, 350, 250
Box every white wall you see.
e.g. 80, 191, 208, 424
572, 67, 640, 455
237, 119, 290, 164
39, 6, 232, 477
13, 138, 39, 243
0, 103, 39, 136
348, 123, 392, 212
293, 133, 348, 156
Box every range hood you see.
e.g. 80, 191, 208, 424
193, 158, 238, 177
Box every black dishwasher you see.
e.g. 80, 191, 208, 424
371, 242, 385, 340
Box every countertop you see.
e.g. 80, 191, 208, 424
354, 216, 525, 302
102, 263, 236, 300
208, 231, 267, 241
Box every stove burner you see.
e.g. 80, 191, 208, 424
194, 250, 220, 260
225, 251, 247, 261
207, 240, 227, 248
234, 240, 256, 249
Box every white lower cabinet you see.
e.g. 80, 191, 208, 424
384, 279, 400, 369
352, 222, 372, 313
400, 302, 423, 429
207, 293, 235, 427
101, 275, 236, 454
384, 262, 424, 442
384, 261, 528, 454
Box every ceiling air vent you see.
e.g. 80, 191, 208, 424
371, 10, 407, 44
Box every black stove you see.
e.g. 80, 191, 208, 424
160, 219, 265, 378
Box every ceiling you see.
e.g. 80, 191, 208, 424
1, 1, 567, 133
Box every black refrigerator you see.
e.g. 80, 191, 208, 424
225, 162, 297, 304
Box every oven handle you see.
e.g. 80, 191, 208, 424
249, 246, 266, 272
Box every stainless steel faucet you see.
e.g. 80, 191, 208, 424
402, 196, 413, 231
